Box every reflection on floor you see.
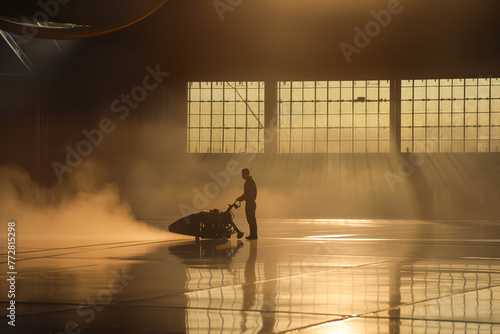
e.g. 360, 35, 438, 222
1, 219, 500, 333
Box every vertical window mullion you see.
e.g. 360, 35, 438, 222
341, 81, 344, 152
314, 81, 317, 153
327, 81, 330, 153
210, 82, 213, 153
463, 81, 466, 152
245, 82, 248, 153
365, 82, 368, 153
233, 82, 236, 154
222, 83, 225, 153
302, 82, 305, 153
425, 80, 428, 153
339, 83, 342, 153
489, 77, 493, 152
451, 80, 454, 151
254, 82, 257, 153
289, 82, 292, 154
412, 80, 415, 153
378, 80, 381, 152
438, 79, 441, 153
352, 81, 355, 153
477, 80, 480, 153
258, 82, 261, 153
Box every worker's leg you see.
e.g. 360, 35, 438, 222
245, 200, 257, 238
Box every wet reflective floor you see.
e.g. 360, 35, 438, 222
2, 219, 500, 333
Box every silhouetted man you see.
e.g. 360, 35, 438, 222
237, 168, 258, 240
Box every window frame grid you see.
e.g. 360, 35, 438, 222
187, 81, 265, 154
277, 80, 390, 154
402, 78, 500, 153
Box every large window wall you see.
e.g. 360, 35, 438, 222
187, 82, 265, 153
277, 81, 390, 153
401, 78, 500, 153
187, 78, 500, 154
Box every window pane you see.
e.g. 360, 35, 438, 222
278, 80, 391, 153
401, 78, 500, 152
188, 82, 264, 153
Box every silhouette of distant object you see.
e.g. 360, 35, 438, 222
169, 201, 244, 240
236, 168, 258, 240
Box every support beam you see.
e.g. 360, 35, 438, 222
390, 79, 401, 154
0, 30, 36, 76
264, 80, 277, 154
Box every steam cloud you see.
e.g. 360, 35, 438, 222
0, 162, 171, 245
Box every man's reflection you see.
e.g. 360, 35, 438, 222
241, 240, 257, 332
260, 242, 277, 333
242, 240, 278, 333
389, 262, 401, 334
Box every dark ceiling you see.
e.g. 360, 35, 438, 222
1, 0, 499, 88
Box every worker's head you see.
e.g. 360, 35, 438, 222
241, 168, 250, 179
